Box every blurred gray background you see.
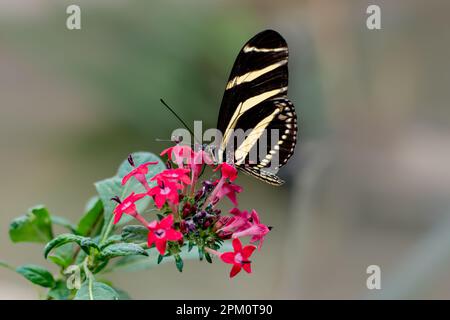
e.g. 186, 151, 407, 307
1, 0, 450, 299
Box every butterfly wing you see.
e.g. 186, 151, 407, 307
217, 30, 298, 185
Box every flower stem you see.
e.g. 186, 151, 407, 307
133, 212, 150, 227
204, 247, 221, 257
202, 177, 224, 210
99, 218, 114, 245
170, 203, 180, 221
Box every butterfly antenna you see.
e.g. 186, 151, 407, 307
159, 98, 201, 145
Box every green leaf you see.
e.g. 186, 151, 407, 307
47, 243, 74, 268
9, 206, 53, 243
74, 249, 87, 265
114, 287, 132, 300
157, 254, 164, 264
198, 247, 204, 261
99, 234, 122, 250
205, 251, 212, 264
108, 242, 233, 273
121, 225, 148, 243
175, 255, 183, 272
47, 280, 71, 300
0, 260, 15, 271
44, 234, 99, 259
51, 216, 77, 233
16, 264, 55, 288
95, 152, 165, 243
100, 243, 148, 259
77, 197, 104, 237
74, 280, 119, 300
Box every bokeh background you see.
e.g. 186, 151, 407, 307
1, 0, 450, 299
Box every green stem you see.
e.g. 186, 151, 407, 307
0, 260, 15, 272
99, 218, 115, 245
71, 209, 104, 265
83, 258, 95, 300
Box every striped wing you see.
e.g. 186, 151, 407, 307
217, 30, 298, 185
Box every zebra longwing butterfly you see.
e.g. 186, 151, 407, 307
214, 29, 298, 186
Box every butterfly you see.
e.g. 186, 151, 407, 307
212, 29, 298, 186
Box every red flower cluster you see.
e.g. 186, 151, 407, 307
112, 145, 271, 278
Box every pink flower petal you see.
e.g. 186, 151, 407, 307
165, 229, 183, 241
123, 204, 137, 215
226, 190, 239, 206
242, 245, 256, 258
121, 170, 135, 185
113, 211, 123, 224
230, 264, 242, 278
232, 238, 242, 252
160, 214, 174, 229
147, 231, 156, 247
250, 209, 261, 224
156, 239, 167, 255
220, 252, 235, 264
242, 263, 252, 274
148, 220, 158, 229
160, 146, 175, 159
154, 194, 166, 208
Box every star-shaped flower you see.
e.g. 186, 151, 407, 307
111, 192, 146, 224
220, 238, 256, 278
147, 214, 183, 255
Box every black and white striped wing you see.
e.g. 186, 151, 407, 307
217, 30, 298, 186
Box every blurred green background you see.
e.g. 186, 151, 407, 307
1, 0, 450, 299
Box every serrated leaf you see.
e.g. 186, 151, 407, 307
77, 197, 104, 237
44, 234, 99, 259
9, 206, 53, 243
74, 280, 119, 300
95, 152, 165, 243
121, 225, 148, 243
100, 243, 148, 259
16, 264, 55, 288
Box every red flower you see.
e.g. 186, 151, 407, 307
121, 155, 158, 190
161, 145, 194, 168
152, 168, 191, 187
232, 209, 270, 250
111, 192, 146, 224
203, 163, 239, 209
147, 181, 181, 208
214, 163, 238, 182
220, 238, 256, 278
147, 214, 183, 255
219, 208, 252, 234
213, 181, 243, 206
190, 150, 213, 174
